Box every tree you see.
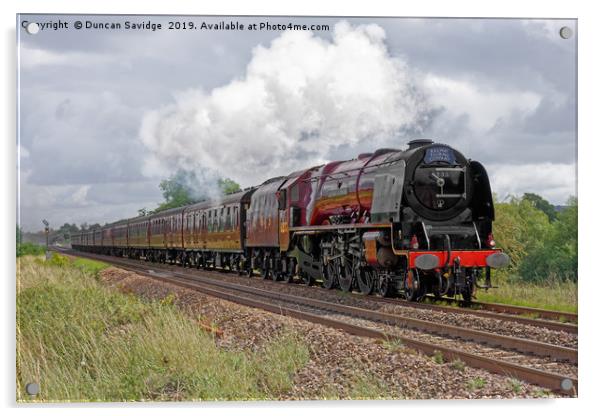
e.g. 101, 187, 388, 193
218, 178, 241, 195
519, 197, 577, 282
153, 169, 242, 213
137, 208, 151, 217
155, 170, 197, 212
523, 193, 558, 222
493, 195, 552, 275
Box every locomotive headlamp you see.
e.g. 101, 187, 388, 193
486, 233, 496, 248
410, 235, 419, 250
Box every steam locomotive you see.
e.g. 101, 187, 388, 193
71, 139, 509, 301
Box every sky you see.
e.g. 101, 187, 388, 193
17, 15, 577, 232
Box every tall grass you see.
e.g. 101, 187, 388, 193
17, 255, 309, 402
477, 275, 577, 314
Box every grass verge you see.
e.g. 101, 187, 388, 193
476, 278, 577, 314
17, 254, 309, 402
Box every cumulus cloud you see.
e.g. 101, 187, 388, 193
488, 163, 576, 204
139, 21, 432, 189
19, 45, 113, 69
423, 74, 541, 133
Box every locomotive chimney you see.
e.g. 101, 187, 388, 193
407, 139, 434, 149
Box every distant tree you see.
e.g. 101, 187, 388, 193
523, 193, 558, 222
16, 225, 22, 245
155, 170, 197, 212
154, 169, 242, 213
137, 208, 151, 217
218, 178, 241, 195
55, 223, 79, 241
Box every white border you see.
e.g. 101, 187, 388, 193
3, 1, 599, 415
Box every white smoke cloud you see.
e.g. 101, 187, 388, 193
139, 21, 432, 189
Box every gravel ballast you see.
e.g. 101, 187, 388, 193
100, 266, 563, 399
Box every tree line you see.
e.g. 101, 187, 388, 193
494, 194, 577, 283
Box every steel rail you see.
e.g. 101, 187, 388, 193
53, 247, 577, 333
146, 265, 577, 364
372, 296, 577, 334
58, 249, 577, 394
424, 295, 578, 323
54, 246, 578, 330
118, 263, 580, 394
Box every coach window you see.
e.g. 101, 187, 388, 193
226, 207, 231, 230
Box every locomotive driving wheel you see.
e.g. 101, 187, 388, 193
357, 267, 375, 295
321, 237, 338, 289
338, 258, 354, 292
377, 274, 392, 297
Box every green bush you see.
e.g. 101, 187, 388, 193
17, 242, 46, 257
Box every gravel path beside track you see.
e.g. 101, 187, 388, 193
100, 266, 559, 399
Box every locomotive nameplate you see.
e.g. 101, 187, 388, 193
424, 146, 456, 165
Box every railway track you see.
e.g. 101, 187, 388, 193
423, 295, 578, 324
90, 252, 577, 334
372, 295, 577, 334
57, 248, 577, 395
53, 246, 577, 332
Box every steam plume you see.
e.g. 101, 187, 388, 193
139, 21, 431, 189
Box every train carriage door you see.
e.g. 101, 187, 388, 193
180, 212, 185, 248
146, 220, 150, 247
278, 189, 289, 251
